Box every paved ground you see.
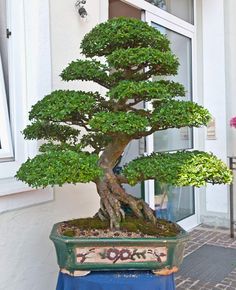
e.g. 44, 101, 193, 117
175, 226, 236, 290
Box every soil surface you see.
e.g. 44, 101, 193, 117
59, 216, 182, 238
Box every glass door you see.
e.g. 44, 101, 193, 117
144, 10, 199, 231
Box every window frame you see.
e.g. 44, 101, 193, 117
0, 0, 53, 211
120, 0, 194, 33
0, 53, 13, 160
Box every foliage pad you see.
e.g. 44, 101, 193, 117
16, 149, 102, 188
81, 17, 170, 57
123, 151, 233, 187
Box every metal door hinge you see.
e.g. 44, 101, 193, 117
6, 29, 12, 38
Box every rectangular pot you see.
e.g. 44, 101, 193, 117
50, 222, 188, 273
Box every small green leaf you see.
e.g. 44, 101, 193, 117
122, 151, 233, 187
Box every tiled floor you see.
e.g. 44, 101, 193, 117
175, 226, 236, 290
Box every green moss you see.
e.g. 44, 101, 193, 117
63, 230, 76, 237
66, 217, 110, 230
61, 216, 181, 238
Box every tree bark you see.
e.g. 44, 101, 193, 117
96, 137, 157, 229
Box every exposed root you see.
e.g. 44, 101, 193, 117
95, 171, 157, 229
96, 209, 107, 221
119, 208, 126, 220
106, 171, 156, 224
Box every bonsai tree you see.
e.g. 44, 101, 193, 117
16, 17, 232, 230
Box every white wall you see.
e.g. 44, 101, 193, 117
198, 0, 229, 226
50, 0, 107, 91
224, 0, 236, 217
225, 0, 236, 156
0, 1, 108, 289
0, 184, 99, 290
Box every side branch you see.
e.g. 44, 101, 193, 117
116, 174, 129, 184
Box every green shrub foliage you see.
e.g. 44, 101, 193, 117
123, 151, 232, 187
17, 150, 102, 188
80, 17, 170, 57
16, 17, 232, 190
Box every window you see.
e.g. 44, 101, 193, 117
150, 23, 195, 220
0, 0, 53, 212
0, 54, 13, 160
0, 0, 13, 160
152, 24, 193, 152
145, 0, 194, 24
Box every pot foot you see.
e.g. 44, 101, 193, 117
61, 268, 91, 276
152, 266, 178, 276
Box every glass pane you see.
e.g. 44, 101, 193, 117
152, 23, 193, 152
145, 0, 194, 24
154, 182, 194, 222
118, 140, 143, 199
151, 23, 195, 223
0, 0, 9, 97
0, 50, 13, 159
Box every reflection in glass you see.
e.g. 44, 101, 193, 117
151, 23, 195, 222
0, 0, 9, 98
118, 140, 143, 199
145, 0, 194, 24
154, 182, 194, 222
146, 0, 167, 10
152, 23, 193, 152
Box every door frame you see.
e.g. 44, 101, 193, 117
143, 7, 200, 231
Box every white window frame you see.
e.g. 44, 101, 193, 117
0, 0, 53, 212
0, 54, 13, 160
121, 0, 194, 33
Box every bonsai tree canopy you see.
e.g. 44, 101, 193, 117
16, 17, 233, 229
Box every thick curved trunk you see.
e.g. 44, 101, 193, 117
96, 137, 157, 229
95, 169, 156, 229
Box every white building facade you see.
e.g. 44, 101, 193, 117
0, 1, 235, 289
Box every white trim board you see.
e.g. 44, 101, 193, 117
121, 0, 194, 33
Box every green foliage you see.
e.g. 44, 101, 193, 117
16, 149, 102, 188
23, 121, 80, 143
108, 80, 186, 101
80, 133, 112, 151
122, 151, 233, 187
107, 48, 179, 75
81, 17, 170, 57
61, 60, 111, 88
151, 100, 211, 129
16, 17, 232, 194
29, 90, 100, 122
89, 112, 149, 135
39, 142, 82, 153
